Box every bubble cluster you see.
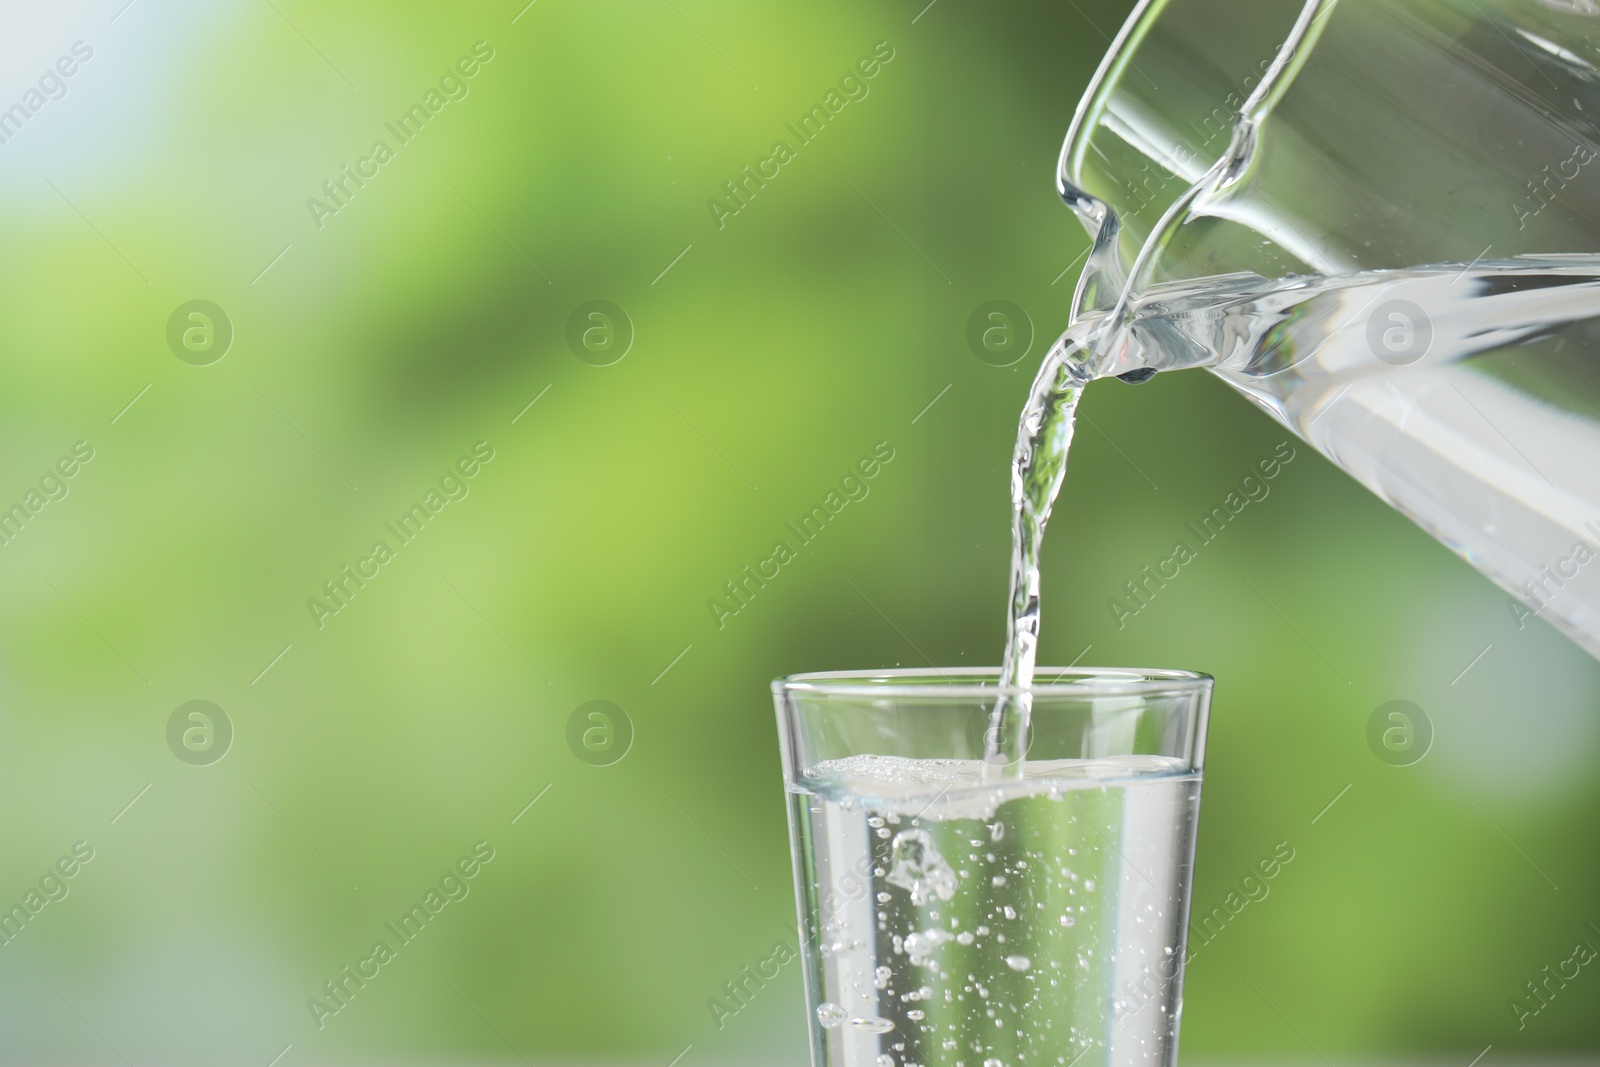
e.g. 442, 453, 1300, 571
886, 830, 957, 906
798, 756, 1199, 1063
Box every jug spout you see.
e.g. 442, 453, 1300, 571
1057, 0, 1315, 324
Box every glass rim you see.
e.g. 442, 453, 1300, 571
772, 666, 1213, 701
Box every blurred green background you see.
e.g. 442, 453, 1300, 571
0, 0, 1597, 1063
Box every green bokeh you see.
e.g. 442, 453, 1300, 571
0, 0, 1596, 1062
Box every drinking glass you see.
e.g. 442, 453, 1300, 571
774, 668, 1212, 1067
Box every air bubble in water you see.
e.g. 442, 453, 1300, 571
1005, 955, 1031, 972
903, 928, 953, 964
876, 1057, 894, 1067
885, 830, 957, 906
817, 1003, 846, 1028
874, 965, 892, 990
850, 1017, 895, 1034
985, 1059, 1005, 1067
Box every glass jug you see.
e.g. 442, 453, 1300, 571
1058, 0, 1600, 658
